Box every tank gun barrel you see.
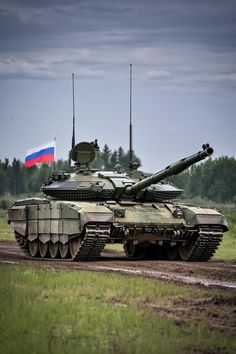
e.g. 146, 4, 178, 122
125, 144, 213, 195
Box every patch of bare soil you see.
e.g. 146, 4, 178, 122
1, 240, 236, 334
146, 294, 236, 333
0, 241, 235, 286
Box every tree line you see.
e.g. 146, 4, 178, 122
167, 156, 236, 203
0, 145, 235, 203
0, 145, 140, 196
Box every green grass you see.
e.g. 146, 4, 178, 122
105, 243, 123, 251
0, 265, 235, 354
214, 229, 236, 261
217, 218, 235, 262
0, 198, 236, 353
0, 210, 14, 240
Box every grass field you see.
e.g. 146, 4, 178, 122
213, 229, 236, 260
0, 265, 235, 354
0, 209, 13, 241
0, 203, 235, 353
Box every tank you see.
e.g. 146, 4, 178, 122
8, 141, 228, 261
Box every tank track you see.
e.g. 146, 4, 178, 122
14, 225, 223, 262
73, 224, 110, 261
124, 226, 224, 261
14, 223, 110, 261
14, 231, 30, 258
184, 226, 223, 261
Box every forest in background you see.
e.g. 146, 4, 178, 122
167, 155, 236, 203
0, 144, 235, 204
0, 145, 140, 196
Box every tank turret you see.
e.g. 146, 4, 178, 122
41, 143, 213, 202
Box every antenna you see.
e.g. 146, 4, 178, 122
129, 64, 134, 171
72, 72, 75, 150
69, 73, 76, 168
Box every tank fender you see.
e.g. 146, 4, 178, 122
180, 205, 228, 230
60, 234, 69, 244
8, 205, 27, 236
56, 202, 83, 236
9, 221, 27, 236
39, 234, 51, 243
28, 234, 38, 242
51, 234, 60, 243
76, 202, 114, 228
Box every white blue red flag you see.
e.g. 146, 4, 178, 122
25, 140, 56, 168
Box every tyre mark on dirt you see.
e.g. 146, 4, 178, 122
90, 265, 236, 289
0, 240, 236, 289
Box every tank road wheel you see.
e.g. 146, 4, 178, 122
144, 246, 156, 260
134, 245, 147, 260
179, 236, 197, 261
166, 244, 179, 261
69, 237, 82, 258
39, 241, 50, 258
59, 242, 71, 259
29, 240, 39, 257
124, 242, 146, 260
153, 244, 168, 260
49, 242, 60, 259
124, 242, 135, 258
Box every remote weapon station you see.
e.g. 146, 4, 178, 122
8, 69, 228, 261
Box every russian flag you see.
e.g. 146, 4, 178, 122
25, 140, 56, 168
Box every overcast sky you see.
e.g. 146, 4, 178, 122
0, 0, 235, 172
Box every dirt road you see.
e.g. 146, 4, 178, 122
1, 240, 235, 288
1, 240, 236, 334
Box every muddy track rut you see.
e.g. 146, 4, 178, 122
1, 240, 235, 289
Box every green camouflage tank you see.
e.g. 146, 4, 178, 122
8, 142, 228, 261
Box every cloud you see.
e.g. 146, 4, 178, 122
0, 0, 235, 93
145, 70, 172, 80
0, 44, 236, 94
1, 0, 236, 48
0, 49, 107, 79
206, 73, 236, 83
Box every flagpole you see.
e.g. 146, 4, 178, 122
53, 136, 56, 171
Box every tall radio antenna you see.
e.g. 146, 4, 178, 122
129, 64, 134, 171
69, 73, 76, 168
72, 72, 76, 150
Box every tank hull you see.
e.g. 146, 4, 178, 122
8, 198, 228, 261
